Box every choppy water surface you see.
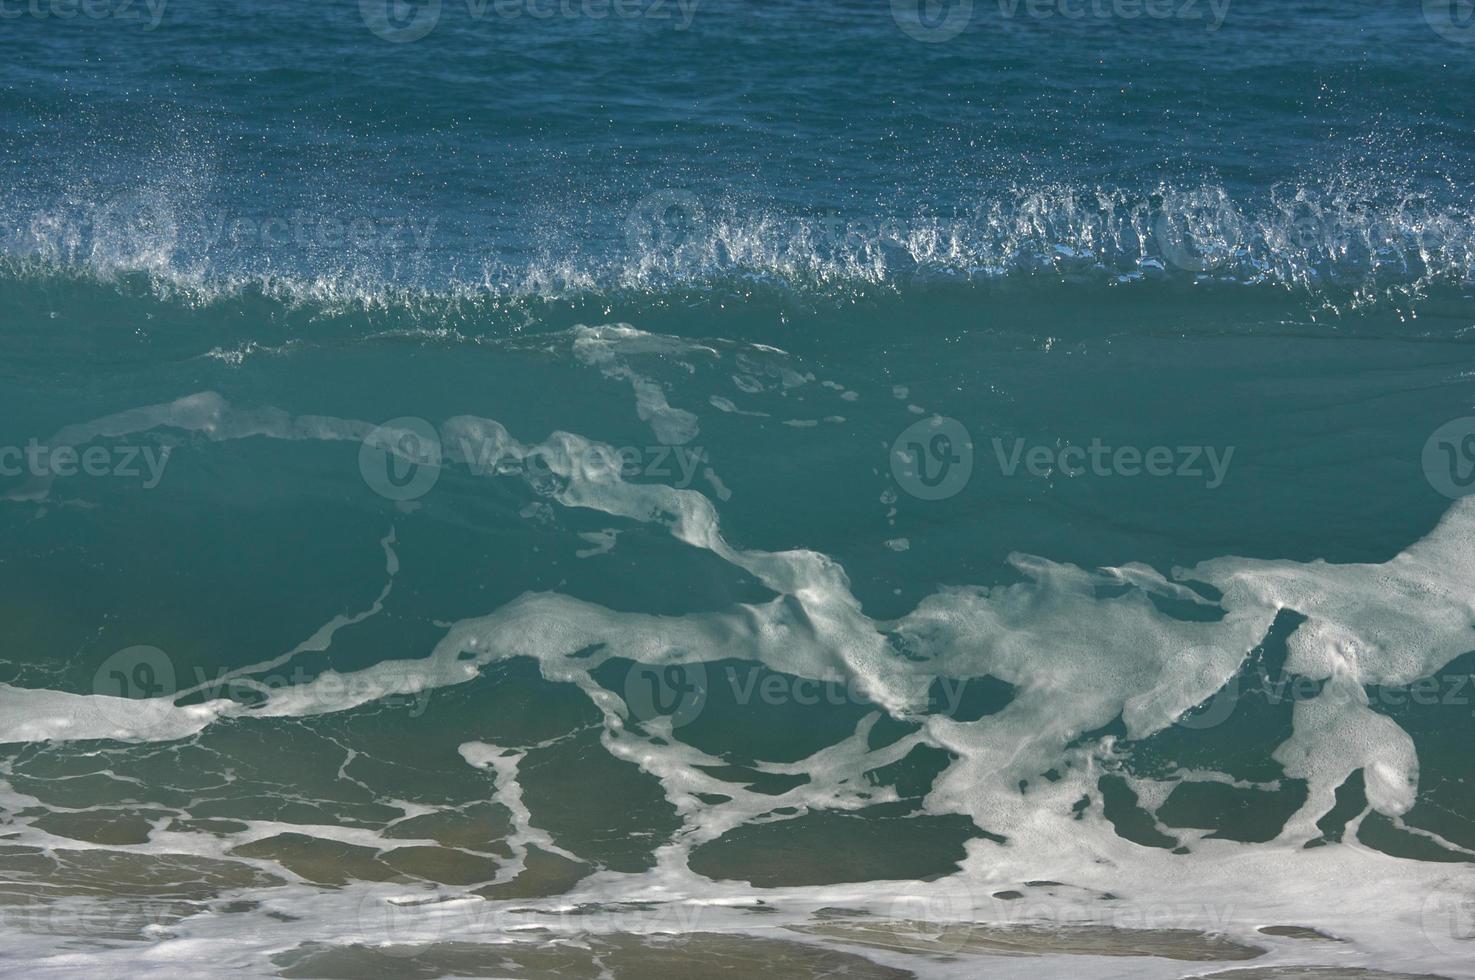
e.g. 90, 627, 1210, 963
1, 1, 1474, 977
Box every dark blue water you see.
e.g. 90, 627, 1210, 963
1, 2, 1474, 977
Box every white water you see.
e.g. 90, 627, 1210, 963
0, 328, 1472, 977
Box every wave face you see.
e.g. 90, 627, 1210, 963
4, 2, 1475, 978
3, 0, 1475, 315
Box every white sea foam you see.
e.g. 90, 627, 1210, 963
1, 383, 1473, 978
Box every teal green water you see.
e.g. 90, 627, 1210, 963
2, 2, 1475, 977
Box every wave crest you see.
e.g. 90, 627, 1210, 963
1, 182, 1472, 319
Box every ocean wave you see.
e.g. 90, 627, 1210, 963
1, 388, 1473, 978
2, 183, 1473, 318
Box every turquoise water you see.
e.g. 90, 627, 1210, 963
2, 2, 1475, 977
